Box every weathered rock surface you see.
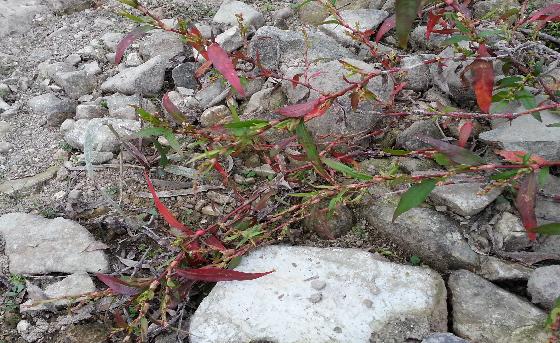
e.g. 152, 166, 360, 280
400, 54, 435, 92
212, 0, 264, 30
21, 273, 96, 311
494, 212, 532, 251
396, 120, 444, 151
422, 333, 468, 343
100, 56, 166, 96
139, 31, 185, 61
0, 213, 109, 274
527, 265, 560, 310
0, 0, 47, 37
478, 256, 532, 282
172, 62, 198, 89
304, 201, 355, 239
61, 118, 141, 152
319, 9, 388, 47
52, 69, 96, 99
190, 245, 447, 343
0, 166, 59, 195
361, 200, 480, 271
27, 93, 76, 127
449, 270, 548, 343
429, 183, 502, 217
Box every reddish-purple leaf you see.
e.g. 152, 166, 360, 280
175, 268, 273, 282
207, 43, 245, 97
291, 73, 302, 89
275, 99, 321, 118
350, 92, 360, 111
457, 120, 473, 147
162, 93, 187, 123
418, 135, 484, 166
375, 14, 396, 43
470, 44, 494, 113
95, 273, 141, 296
204, 236, 227, 251
496, 150, 547, 165
426, 12, 442, 40
115, 27, 147, 65
528, 4, 560, 23
213, 160, 229, 185
515, 172, 538, 241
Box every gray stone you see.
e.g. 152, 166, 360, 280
248, 26, 354, 71
479, 109, 560, 161
104, 93, 154, 120
422, 333, 468, 343
172, 62, 198, 89
75, 103, 107, 119
473, 0, 519, 19
527, 265, 560, 310
22, 273, 96, 311
0, 213, 109, 275
297, 1, 329, 26
190, 246, 447, 343
100, 32, 125, 52
65, 54, 82, 66
243, 87, 287, 117
213, 0, 265, 30
361, 200, 480, 271
400, 54, 435, 92
28, 93, 76, 127
449, 270, 548, 343
82, 61, 101, 76
200, 105, 230, 127
398, 157, 440, 174
101, 56, 166, 96
430, 47, 477, 104
17, 318, 48, 343
124, 52, 143, 67
429, 183, 502, 217
0, 97, 10, 112
319, 9, 389, 47
494, 212, 532, 251
53, 70, 97, 99
61, 118, 141, 152
304, 201, 355, 239
410, 26, 450, 51
195, 80, 229, 109
0, 166, 59, 195
0, 141, 14, 153
216, 26, 244, 52
139, 31, 185, 61
396, 120, 444, 151
478, 256, 532, 281
46, 0, 92, 14
77, 151, 114, 165
0, 1, 47, 37
38, 61, 75, 80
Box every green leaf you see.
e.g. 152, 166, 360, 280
546, 122, 560, 127
410, 255, 421, 266
533, 223, 560, 235
538, 166, 550, 187
496, 76, 523, 88
433, 152, 451, 166
295, 120, 327, 177
224, 120, 269, 129
117, 0, 139, 8
383, 148, 410, 156
395, 0, 422, 48
118, 11, 147, 23
322, 158, 373, 181
135, 127, 181, 153
328, 190, 346, 218
393, 178, 438, 221
478, 29, 504, 38
443, 34, 471, 45
319, 19, 340, 25
491, 169, 521, 180
136, 107, 164, 127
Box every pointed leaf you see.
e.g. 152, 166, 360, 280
496, 150, 547, 164
426, 11, 442, 40
395, 0, 422, 48
533, 223, 560, 235
175, 268, 273, 282
95, 273, 140, 296
350, 92, 360, 111
375, 14, 396, 43
418, 135, 484, 166
515, 172, 538, 241
322, 158, 373, 181
204, 236, 227, 251
393, 179, 438, 221
162, 93, 188, 124
528, 4, 560, 23
295, 120, 327, 178
275, 99, 321, 118
207, 43, 245, 97
115, 27, 148, 64
470, 44, 494, 113
457, 120, 473, 147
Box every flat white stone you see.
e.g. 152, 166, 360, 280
190, 245, 447, 343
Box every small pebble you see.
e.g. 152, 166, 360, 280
362, 299, 373, 308
311, 279, 326, 291
309, 293, 322, 304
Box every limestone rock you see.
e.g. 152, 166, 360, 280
396, 120, 444, 151
428, 183, 502, 217
61, 118, 140, 152
213, 0, 265, 30
527, 265, 560, 310
27, 93, 76, 127
100, 56, 166, 96
319, 9, 389, 47
190, 245, 447, 343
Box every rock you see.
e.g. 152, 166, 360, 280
410, 26, 450, 51
273, 7, 294, 28
38, 61, 75, 80
0, 1, 47, 37
61, 118, 141, 152
494, 212, 532, 251
430, 47, 477, 104
216, 26, 244, 52
398, 157, 440, 174
422, 333, 468, 343
478, 256, 532, 281
200, 105, 230, 127
0, 97, 10, 112
75, 103, 107, 119
124, 52, 143, 67
139, 31, 185, 61
82, 61, 101, 76
46, 0, 92, 14
104, 93, 156, 120
361, 200, 480, 271
248, 26, 354, 71
319, 9, 389, 47
479, 108, 560, 161
17, 318, 48, 343
0, 166, 60, 195
28, 93, 76, 127
53, 70, 97, 99
473, 0, 519, 19
172, 62, 198, 89
449, 270, 548, 343
243, 87, 287, 117
428, 182, 502, 217
77, 151, 113, 165
190, 246, 447, 343
22, 273, 96, 311
195, 80, 229, 109
400, 54, 435, 92
53, 324, 111, 343
395, 120, 444, 151
0, 141, 13, 153
100, 56, 166, 96
100, 32, 125, 52
213, 0, 265, 30
527, 265, 560, 310
304, 201, 355, 239
0, 213, 109, 274
297, 1, 329, 25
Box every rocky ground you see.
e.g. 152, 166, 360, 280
0, 0, 559, 342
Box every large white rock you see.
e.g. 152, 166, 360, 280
319, 9, 389, 47
190, 246, 447, 343
0, 213, 109, 274
213, 0, 265, 30
100, 56, 166, 96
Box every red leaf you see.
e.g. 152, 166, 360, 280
144, 170, 194, 236
162, 93, 187, 123
305, 99, 332, 120
350, 92, 359, 111
207, 43, 245, 97
195, 60, 213, 79
515, 172, 538, 241
204, 236, 227, 251
95, 273, 140, 296
528, 4, 560, 23
175, 268, 273, 282
213, 160, 229, 185
275, 99, 321, 118
457, 120, 473, 147
496, 150, 547, 165
418, 135, 484, 166
291, 73, 302, 89
115, 27, 147, 65
426, 12, 442, 40
470, 44, 494, 113
375, 14, 396, 43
